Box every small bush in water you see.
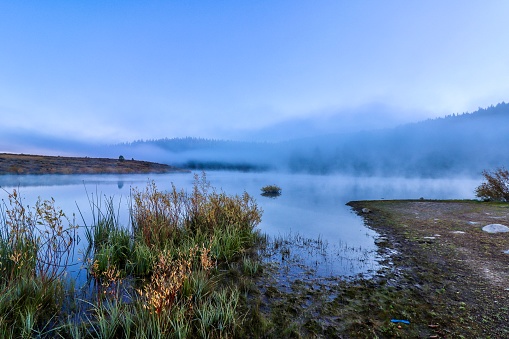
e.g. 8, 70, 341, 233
261, 185, 281, 194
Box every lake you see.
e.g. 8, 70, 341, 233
0, 171, 480, 284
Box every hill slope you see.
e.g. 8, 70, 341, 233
0, 153, 186, 175
118, 102, 509, 176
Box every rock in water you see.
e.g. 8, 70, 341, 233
482, 224, 509, 233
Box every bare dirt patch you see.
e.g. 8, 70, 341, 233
348, 200, 509, 338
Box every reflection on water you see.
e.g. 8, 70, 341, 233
0, 171, 480, 281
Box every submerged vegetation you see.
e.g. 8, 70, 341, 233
0, 173, 267, 338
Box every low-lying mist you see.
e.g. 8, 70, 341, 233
109, 104, 509, 178
3, 103, 508, 179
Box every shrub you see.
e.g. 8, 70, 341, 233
261, 184, 282, 197
475, 168, 509, 201
261, 185, 281, 193
118, 155, 125, 162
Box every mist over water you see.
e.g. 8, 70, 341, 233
0, 171, 480, 279
103, 103, 509, 177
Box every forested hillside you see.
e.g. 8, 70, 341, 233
117, 103, 509, 177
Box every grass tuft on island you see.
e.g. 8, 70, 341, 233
260, 185, 282, 197
0, 153, 188, 175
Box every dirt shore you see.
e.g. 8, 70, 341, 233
346, 200, 509, 338
0, 153, 187, 175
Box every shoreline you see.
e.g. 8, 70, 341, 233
251, 199, 509, 337
0, 152, 188, 175
346, 200, 509, 337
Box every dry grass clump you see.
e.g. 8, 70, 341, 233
137, 244, 214, 315
131, 173, 261, 247
138, 251, 191, 315
130, 180, 187, 247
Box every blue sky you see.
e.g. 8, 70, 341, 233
1, 1, 508, 146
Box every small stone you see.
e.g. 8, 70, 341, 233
482, 224, 509, 233
362, 208, 371, 213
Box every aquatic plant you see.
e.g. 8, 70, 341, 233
0, 173, 268, 337
261, 184, 282, 197
79, 173, 264, 337
130, 172, 262, 248
0, 189, 77, 337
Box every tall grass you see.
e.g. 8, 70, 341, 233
0, 188, 77, 337
0, 173, 266, 337
130, 173, 261, 248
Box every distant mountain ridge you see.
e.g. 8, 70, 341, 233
118, 102, 509, 177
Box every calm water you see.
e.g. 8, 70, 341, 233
0, 171, 480, 281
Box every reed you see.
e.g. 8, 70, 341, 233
0, 188, 77, 337
0, 172, 266, 337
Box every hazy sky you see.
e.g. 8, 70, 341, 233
1, 1, 508, 145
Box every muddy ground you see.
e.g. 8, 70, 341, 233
253, 200, 509, 338
0, 153, 187, 175
349, 200, 509, 338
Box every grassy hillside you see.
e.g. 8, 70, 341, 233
0, 153, 187, 175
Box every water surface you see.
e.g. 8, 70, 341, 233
0, 171, 479, 281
